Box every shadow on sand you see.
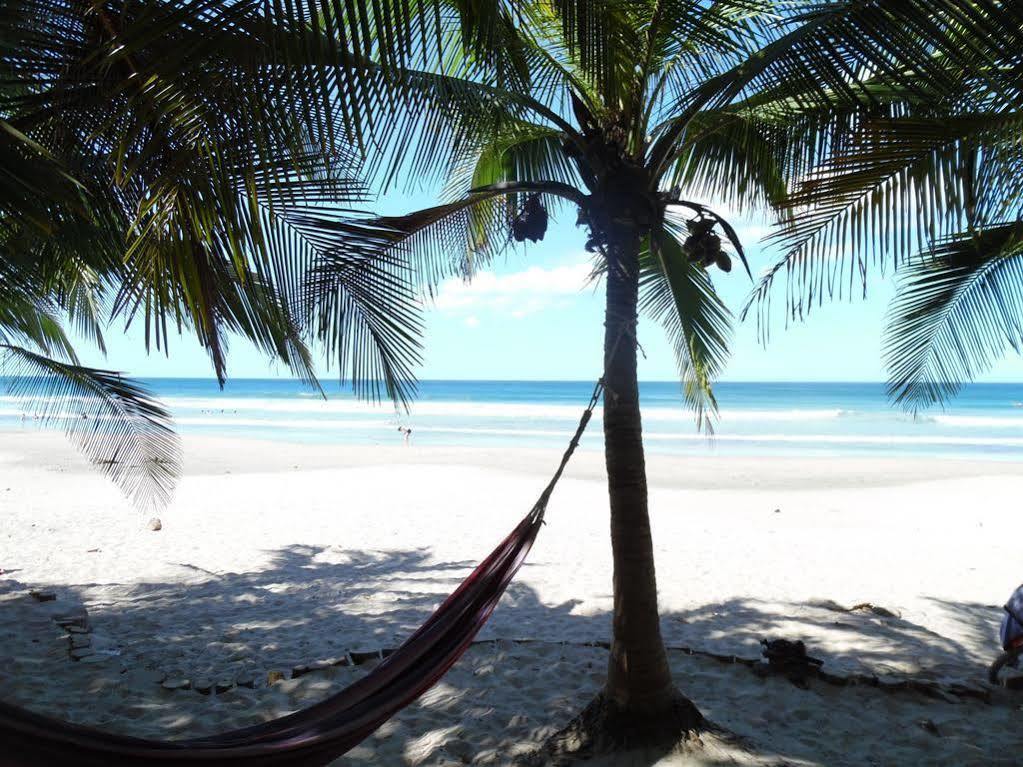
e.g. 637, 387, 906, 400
0, 542, 1012, 766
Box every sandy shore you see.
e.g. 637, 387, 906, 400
2, 430, 1022, 765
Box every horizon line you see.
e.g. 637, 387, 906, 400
84, 376, 1023, 386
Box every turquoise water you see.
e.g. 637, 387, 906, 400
3, 379, 1023, 459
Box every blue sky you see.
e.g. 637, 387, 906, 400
73, 195, 1023, 385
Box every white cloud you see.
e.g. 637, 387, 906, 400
434, 262, 595, 317
464, 315, 480, 328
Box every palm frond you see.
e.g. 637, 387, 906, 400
112, 232, 322, 387
298, 182, 580, 307
294, 179, 589, 403
0, 118, 86, 235
663, 107, 789, 214
217, 270, 320, 389
643, 0, 774, 128
442, 121, 583, 266
883, 222, 1023, 411
539, 0, 645, 105
750, 112, 1022, 323
1, 345, 180, 510
705, 0, 1019, 115
296, 220, 425, 405
3, 0, 369, 383
445, 122, 581, 196
0, 284, 79, 363
353, 59, 575, 193
641, 222, 732, 433
298, 193, 507, 295
58, 269, 109, 355
649, 0, 1023, 178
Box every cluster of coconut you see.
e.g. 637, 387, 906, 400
684, 217, 731, 272
508, 195, 733, 278
511, 194, 548, 243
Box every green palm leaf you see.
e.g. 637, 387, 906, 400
884, 223, 1023, 411
3, 0, 368, 379
649, 0, 1023, 179
0, 284, 79, 362
295, 177, 588, 403
664, 108, 788, 214
1, 346, 181, 510
293, 210, 430, 405
293, 191, 519, 403
776, 114, 1018, 295
641, 223, 732, 433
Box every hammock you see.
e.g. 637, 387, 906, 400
0, 382, 602, 766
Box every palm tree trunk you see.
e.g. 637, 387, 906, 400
601, 229, 677, 715
527, 222, 702, 760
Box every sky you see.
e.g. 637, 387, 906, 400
71, 192, 1023, 386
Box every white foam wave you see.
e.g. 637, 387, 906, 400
932, 414, 1023, 428
0, 408, 122, 422
643, 433, 1023, 447
97, 396, 846, 424
157, 396, 604, 419
175, 417, 392, 429
4, 393, 1020, 437
412, 426, 569, 437
4, 410, 1023, 450
155, 415, 1023, 447
177, 420, 573, 438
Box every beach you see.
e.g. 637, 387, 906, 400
9, 0, 1023, 761
2, 429, 1022, 765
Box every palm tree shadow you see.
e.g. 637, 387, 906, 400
0, 543, 1010, 766
664, 594, 999, 684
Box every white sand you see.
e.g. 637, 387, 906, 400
2, 430, 1022, 765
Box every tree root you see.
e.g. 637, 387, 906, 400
516, 689, 705, 766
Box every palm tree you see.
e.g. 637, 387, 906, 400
294, 0, 1023, 751
6, 0, 1021, 754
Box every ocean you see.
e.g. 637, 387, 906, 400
4, 379, 1023, 460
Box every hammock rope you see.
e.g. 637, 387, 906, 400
532, 377, 604, 519
0, 380, 606, 767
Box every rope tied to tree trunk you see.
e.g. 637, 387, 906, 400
604, 308, 644, 362
601, 308, 640, 404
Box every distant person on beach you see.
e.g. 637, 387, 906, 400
397, 426, 412, 446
